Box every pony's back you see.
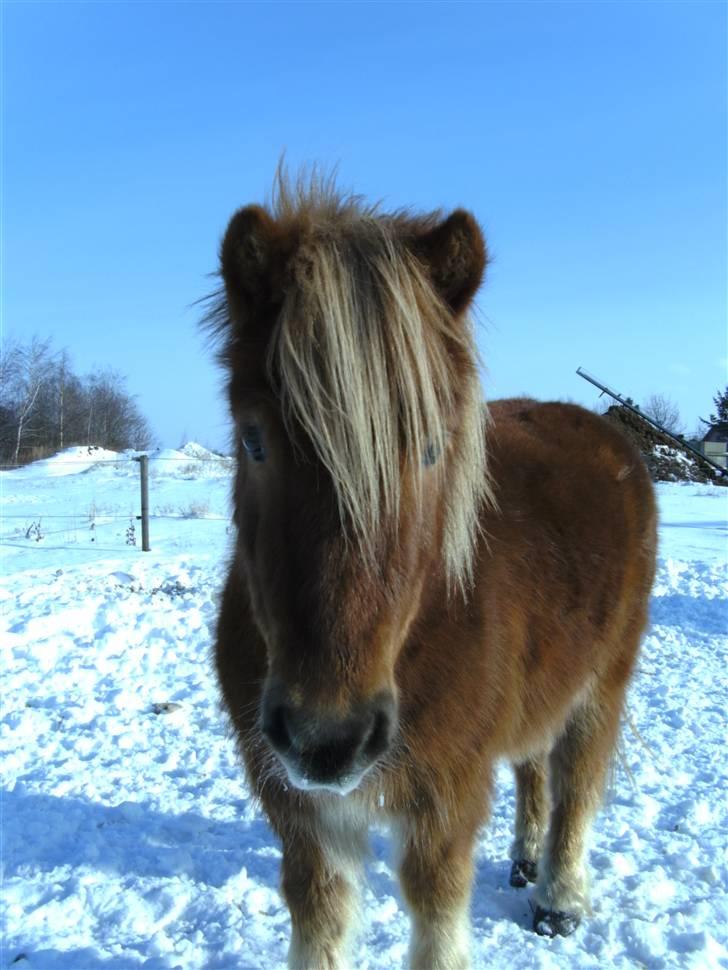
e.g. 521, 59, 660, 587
471, 399, 656, 757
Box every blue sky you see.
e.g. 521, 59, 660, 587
4, 1, 726, 449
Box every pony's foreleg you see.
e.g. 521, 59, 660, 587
398, 820, 477, 970
509, 755, 548, 888
280, 828, 362, 970
534, 688, 623, 937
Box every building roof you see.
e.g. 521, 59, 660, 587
703, 422, 728, 444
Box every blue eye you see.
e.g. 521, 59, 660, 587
423, 440, 441, 467
242, 425, 265, 462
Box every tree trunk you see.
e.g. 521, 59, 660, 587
13, 382, 41, 465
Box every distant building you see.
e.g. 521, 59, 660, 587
700, 423, 728, 469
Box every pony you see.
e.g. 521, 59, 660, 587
206, 173, 657, 969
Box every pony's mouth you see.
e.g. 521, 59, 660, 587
279, 756, 370, 797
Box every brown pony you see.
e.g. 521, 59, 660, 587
207, 174, 657, 969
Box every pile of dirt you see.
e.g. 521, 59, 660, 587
603, 406, 723, 484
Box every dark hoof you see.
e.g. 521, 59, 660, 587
509, 858, 538, 888
533, 905, 581, 937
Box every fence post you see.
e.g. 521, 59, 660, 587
138, 454, 150, 551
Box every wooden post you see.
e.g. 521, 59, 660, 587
138, 454, 150, 551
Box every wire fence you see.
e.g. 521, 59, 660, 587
0, 454, 236, 553
0, 456, 234, 470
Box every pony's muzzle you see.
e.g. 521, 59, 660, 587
261, 687, 397, 791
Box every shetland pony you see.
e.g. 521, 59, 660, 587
207, 175, 657, 969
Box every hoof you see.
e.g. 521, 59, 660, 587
509, 858, 537, 888
533, 905, 581, 938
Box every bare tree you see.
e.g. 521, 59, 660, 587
0, 340, 22, 460
642, 393, 684, 435
0, 337, 155, 463
56, 349, 70, 450
83, 369, 154, 451
1, 336, 55, 464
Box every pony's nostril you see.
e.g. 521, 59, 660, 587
362, 705, 393, 761
262, 704, 294, 753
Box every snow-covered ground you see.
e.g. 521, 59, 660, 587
2, 451, 727, 969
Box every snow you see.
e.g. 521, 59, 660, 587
2, 451, 727, 969
4, 447, 123, 479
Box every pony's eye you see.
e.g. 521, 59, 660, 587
423, 440, 441, 467
241, 425, 266, 462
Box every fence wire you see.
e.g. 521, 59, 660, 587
0, 457, 233, 470
1, 455, 235, 552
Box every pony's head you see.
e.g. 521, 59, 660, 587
208, 173, 491, 794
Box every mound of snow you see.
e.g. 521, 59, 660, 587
604, 406, 722, 484
150, 448, 188, 463
3, 446, 121, 478
179, 442, 228, 460
146, 444, 233, 481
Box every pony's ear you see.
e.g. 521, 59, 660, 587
220, 205, 286, 322
412, 210, 487, 316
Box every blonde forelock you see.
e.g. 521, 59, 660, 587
264, 174, 493, 595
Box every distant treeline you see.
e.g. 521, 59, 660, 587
1, 336, 154, 465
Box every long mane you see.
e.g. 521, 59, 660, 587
212, 171, 494, 594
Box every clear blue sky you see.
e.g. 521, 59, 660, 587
4, 1, 726, 449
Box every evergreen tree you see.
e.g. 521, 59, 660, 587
708, 386, 728, 424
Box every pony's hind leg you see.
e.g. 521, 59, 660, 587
509, 755, 548, 888
533, 685, 624, 938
